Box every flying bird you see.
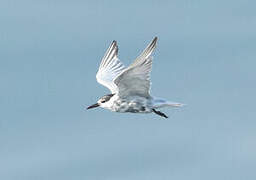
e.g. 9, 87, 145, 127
87, 37, 183, 118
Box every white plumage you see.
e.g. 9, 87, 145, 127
87, 37, 183, 118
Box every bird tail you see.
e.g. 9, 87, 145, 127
152, 98, 185, 109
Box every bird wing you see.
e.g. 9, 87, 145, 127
114, 37, 157, 98
96, 40, 126, 94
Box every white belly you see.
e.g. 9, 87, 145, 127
103, 95, 153, 113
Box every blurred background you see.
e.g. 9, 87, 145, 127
1, 0, 256, 179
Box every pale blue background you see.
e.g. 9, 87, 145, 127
1, 0, 256, 179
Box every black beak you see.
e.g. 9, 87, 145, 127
87, 103, 99, 110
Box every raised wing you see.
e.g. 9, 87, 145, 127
114, 37, 157, 98
96, 41, 126, 93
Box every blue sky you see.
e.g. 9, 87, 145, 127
1, 0, 256, 179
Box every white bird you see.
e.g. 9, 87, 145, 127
87, 37, 183, 118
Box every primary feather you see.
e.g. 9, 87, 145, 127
96, 41, 126, 94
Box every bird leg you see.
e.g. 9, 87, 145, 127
152, 109, 168, 118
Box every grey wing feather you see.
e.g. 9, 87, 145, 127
130, 37, 157, 67
114, 37, 157, 98
96, 41, 126, 93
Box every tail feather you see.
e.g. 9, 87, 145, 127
152, 98, 185, 109
166, 101, 185, 107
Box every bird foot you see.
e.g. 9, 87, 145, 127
152, 109, 168, 118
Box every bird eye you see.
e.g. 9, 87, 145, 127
101, 100, 106, 103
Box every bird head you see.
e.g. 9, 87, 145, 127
87, 94, 115, 110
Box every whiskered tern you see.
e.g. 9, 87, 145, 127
87, 37, 183, 118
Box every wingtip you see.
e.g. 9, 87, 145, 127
152, 37, 158, 45
150, 37, 158, 48
111, 40, 117, 47
111, 40, 118, 54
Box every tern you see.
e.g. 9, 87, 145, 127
87, 37, 183, 118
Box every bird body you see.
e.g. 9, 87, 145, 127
100, 94, 152, 113
87, 37, 183, 118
